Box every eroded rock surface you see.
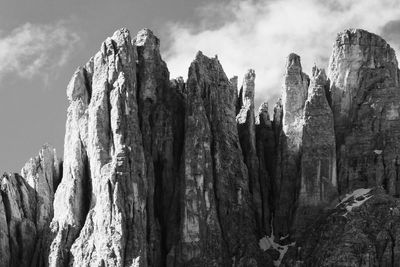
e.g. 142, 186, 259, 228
135, 29, 185, 266
237, 69, 263, 235
284, 188, 400, 267
299, 66, 337, 206
5, 27, 400, 267
274, 53, 309, 237
175, 53, 270, 266
328, 29, 400, 195
0, 145, 61, 267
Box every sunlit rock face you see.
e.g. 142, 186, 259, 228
46, 29, 271, 267
21, 144, 61, 231
273, 53, 309, 237
328, 29, 400, 195
6, 27, 400, 267
0, 145, 61, 267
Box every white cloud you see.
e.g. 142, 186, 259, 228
0, 22, 80, 82
163, 0, 400, 106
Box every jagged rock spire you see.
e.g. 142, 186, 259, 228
272, 53, 309, 237
299, 66, 336, 205
282, 53, 309, 143
236, 69, 264, 236
1, 145, 61, 267
49, 28, 148, 267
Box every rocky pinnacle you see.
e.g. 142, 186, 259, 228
3, 27, 400, 267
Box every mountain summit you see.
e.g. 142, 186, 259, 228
1, 28, 400, 267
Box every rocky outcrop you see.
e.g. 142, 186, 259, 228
291, 66, 338, 245
50, 28, 149, 267
237, 69, 263, 235
328, 29, 400, 195
44, 29, 272, 267
299, 67, 337, 206
0, 145, 61, 267
135, 29, 185, 266
175, 53, 270, 265
6, 27, 400, 267
1, 173, 37, 267
21, 144, 61, 231
274, 53, 309, 237
284, 188, 400, 266
255, 102, 275, 236
49, 60, 92, 267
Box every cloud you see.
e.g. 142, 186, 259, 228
163, 0, 400, 106
0, 22, 80, 82
382, 19, 400, 54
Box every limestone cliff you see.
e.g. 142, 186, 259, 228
299, 66, 336, 206
4, 27, 400, 267
237, 69, 263, 235
328, 29, 400, 195
47, 29, 270, 266
274, 53, 309, 237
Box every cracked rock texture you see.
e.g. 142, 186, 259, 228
284, 188, 400, 267
273, 53, 309, 237
328, 29, 400, 195
1, 145, 61, 267
47, 29, 271, 266
237, 69, 264, 235
4, 28, 400, 267
299, 66, 337, 206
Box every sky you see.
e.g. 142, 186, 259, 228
0, 0, 400, 172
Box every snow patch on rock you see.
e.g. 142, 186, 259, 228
337, 188, 373, 215
259, 226, 295, 266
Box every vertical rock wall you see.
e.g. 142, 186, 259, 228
300, 67, 337, 205
47, 30, 271, 266
237, 69, 263, 235
5, 27, 400, 267
328, 29, 400, 195
274, 53, 309, 237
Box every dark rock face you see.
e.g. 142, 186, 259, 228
255, 102, 274, 236
135, 29, 185, 266
284, 188, 400, 267
5, 27, 400, 267
237, 69, 264, 235
299, 67, 337, 206
328, 29, 400, 195
45, 30, 271, 266
175, 53, 269, 266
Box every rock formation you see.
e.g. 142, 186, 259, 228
255, 102, 274, 236
50, 28, 148, 267
4, 27, 400, 267
273, 53, 309, 237
284, 188, 400, 266
135, 29, 185, 266
237, 69, 263, 235
0, 145, 61, 267
46, 29, 270, 266
299, 66, 337, 206
328, 29, 400, 195
177, 52, 269, 265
